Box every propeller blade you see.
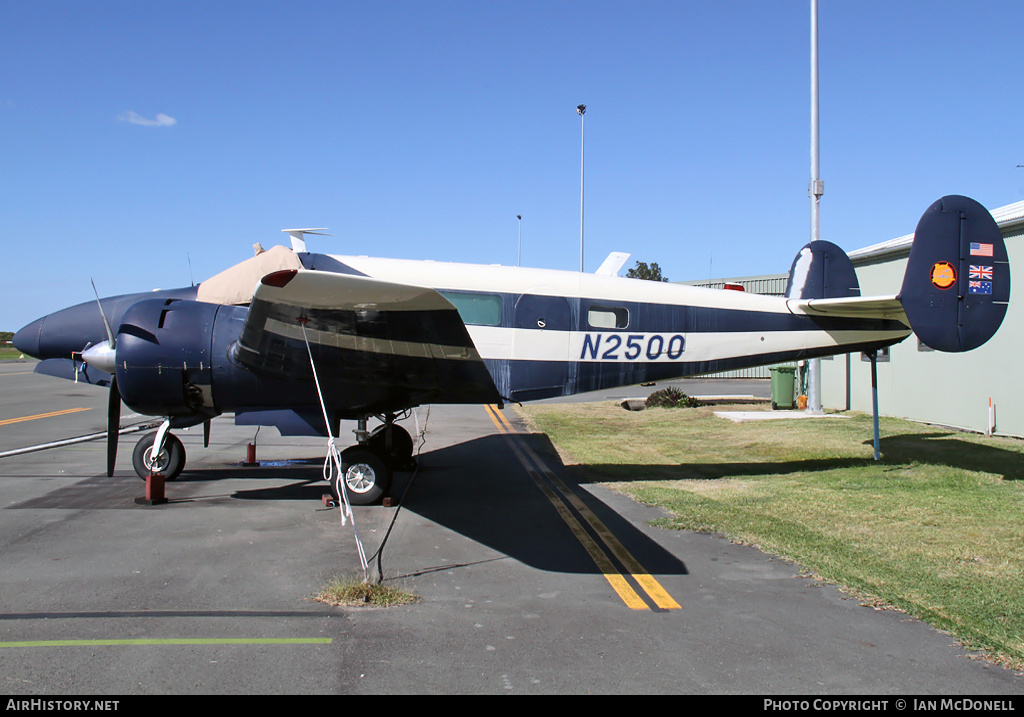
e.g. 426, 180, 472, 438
106, 376, 121, 477
90, 277, 116, 350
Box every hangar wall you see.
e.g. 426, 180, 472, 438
819, 200, 1024, 437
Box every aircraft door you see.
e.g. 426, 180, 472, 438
510, 292, 572, 401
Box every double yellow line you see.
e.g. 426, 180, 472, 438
484, 404, 680, 611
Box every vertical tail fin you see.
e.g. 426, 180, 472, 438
785, 240, 861, 300
899, 195, 1009, 352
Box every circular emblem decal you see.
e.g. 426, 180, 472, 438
930, 261, 957, 289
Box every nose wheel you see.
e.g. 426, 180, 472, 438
131, 431, 186, 481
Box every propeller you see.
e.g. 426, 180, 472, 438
106, 375, 121, 477
81, 279, 121, 477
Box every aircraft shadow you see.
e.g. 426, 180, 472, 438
171, 460, 338, 503
386, 433, 690, 577
126, 425, 1024, 577
161, 435, 690, 578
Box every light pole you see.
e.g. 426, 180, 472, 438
517, 214, 522, 267
577, 104, 586, 273
807, 0, 823, 413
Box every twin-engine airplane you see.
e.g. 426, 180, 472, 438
13, 195, 1010, 504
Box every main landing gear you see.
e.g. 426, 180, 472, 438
128, 414, 415, 507
330, 415, 415, 506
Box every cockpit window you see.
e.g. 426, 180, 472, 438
439, 291, 502, 326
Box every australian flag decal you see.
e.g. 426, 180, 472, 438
969, 280, 993, 295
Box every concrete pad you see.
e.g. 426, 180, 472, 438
715, 409, 849, 422
691, 394, 768, 404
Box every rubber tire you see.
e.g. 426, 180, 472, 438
335, 447, 392, 506
368, 424, 415, 469
132, 432, 186, 481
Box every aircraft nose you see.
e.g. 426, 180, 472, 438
12, 317, 43, 358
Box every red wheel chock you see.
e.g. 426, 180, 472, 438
135, 471, 168, 506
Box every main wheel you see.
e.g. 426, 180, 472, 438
368, 424, 415, 469
334, 447, 392, 506
132, 432, 186, 481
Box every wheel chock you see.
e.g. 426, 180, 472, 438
242, 441, 260, 467
135, 471, 168, 506
321, 493, 337, 507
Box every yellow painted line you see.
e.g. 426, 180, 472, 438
489, 404, 515, 432
486, 406, 644, 605
484, 404, 507, 433
486, 404, 680, 610
0, 407, 91, 427
0, 638, 332, 648
520, 441, 682, 610
523, 463, 649, 609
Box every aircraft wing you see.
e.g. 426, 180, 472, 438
787, 295, 909, 323
230, 269, 503, 414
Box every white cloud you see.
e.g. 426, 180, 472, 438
118, 111, 177, 127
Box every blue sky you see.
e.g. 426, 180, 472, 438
3, 0, 1023, 331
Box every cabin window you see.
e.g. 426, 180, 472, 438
588, 306, 629, 329
439, 291, 502, 326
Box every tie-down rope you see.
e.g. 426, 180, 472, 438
299, 319, 369, 577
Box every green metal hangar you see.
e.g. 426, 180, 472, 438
818, 199, 1024, 437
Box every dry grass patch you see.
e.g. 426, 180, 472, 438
314, 575, 419, 608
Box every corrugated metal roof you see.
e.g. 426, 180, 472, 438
849, 199, 1024, 264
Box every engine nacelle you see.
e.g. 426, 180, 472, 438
114, 298, 219, 422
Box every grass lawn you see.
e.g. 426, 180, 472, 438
520, 400, 1024, 669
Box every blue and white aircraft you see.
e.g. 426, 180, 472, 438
13, 195, 1010, 504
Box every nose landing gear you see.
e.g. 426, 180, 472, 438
131, 422, 186, 482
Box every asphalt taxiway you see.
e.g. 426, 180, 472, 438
1, 361, 1022, 695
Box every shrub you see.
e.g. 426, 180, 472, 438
645, 386, 700, 409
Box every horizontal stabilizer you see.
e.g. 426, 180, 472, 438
788, 295, 907, 322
